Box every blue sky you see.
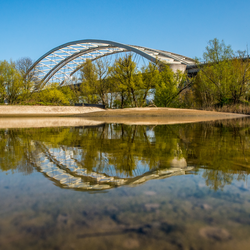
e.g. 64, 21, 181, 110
1, 0, 249, 62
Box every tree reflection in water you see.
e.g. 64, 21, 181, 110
0, 118, 250, 191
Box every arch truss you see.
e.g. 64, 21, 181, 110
29, 39, 196, 86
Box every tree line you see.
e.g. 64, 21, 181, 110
0, 38, 249, 112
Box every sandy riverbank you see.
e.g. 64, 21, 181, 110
74, 107, 247, 118
72, 107, 248, 125
0, 105, 104, 117
0, 106, 248, 128
0, 117, 105, 129
0, 106, 247, 118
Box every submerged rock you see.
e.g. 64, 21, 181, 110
199, 226, 232, 241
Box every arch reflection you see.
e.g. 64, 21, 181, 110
1, 119, 250, 191
32, 141, 192, 191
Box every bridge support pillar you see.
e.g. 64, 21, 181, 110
170, 64, 187, 73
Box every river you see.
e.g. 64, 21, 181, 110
0, 118, 250, 249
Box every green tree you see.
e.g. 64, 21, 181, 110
95, 59, 110, 106
194, 38, 250, 107
229, 53, 250, 104
109, 54, 142, 108
140, 62, 160, 106
154, 65, 187, 107
80, 59, 99, 104
203, 38, 234, 63
0, 60, 23, 104
37, 83, 71, 105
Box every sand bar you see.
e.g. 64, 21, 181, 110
0, 105, 104, 117
79, 116, 246, 125
74, 107, 248, 124
75, 107, 248, 118
0, 107, 248, 128
0, 117, 105, 129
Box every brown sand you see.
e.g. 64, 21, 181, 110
73, 107, 248, 124
0, 105, 104, 117
74, 107, 247, 125
75, 107, 247, 118
77, 116, 242, 125
0, 117, 105, 129
0, 106, 248, 128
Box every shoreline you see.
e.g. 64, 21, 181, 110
0, 106, 248, 118
0, 106, 248, 128
0, 105, 104, 117
0, 116, 247, 129
74, 107, 248, 118
0, 117, 105, 129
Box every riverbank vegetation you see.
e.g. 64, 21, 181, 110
0, 38, 249, 113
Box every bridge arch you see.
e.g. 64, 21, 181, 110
29, 39, 196, 86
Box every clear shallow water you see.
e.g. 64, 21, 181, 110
1, 119, 250, 250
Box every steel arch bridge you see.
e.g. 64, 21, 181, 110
28, 39, 196, 86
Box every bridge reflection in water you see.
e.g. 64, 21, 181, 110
1, 119, 250, 250
1, 119, 250, 191
32, 141, 193, 191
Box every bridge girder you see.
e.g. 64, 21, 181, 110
28, 39, 196, 86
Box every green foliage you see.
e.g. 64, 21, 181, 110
140, 62, 160, 106
194, 38, 250, 107
95, 59, 110, 105
37, 83, 72, 105
203, 38, 234, 63
80, 59, 99, 104
0, 55, 191, 108
109, 54, 143, 108
18, 83, 76, 106
154, 65, 187, 107
0, 129, 34, 173
0, 60, 23, 104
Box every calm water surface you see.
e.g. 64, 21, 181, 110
1, 119, 250, 250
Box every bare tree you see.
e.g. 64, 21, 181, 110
15, 57, 38, 98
